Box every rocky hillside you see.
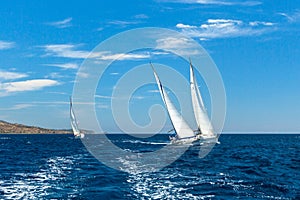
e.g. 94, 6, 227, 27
0, 120, 72, 134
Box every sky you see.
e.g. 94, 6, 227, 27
0, 0, 300, 133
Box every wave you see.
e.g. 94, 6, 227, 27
0, 154, 84, 199
0, 137, 10, 140
122, 139, 168, 145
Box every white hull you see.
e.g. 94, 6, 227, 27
200, 136, 220, 144
75, 133, 85, 139
170, 134, 201, 144
170, 134, 219, 145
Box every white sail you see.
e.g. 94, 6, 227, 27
70, 97, 81, 137
151, 63, 195, 139
189, 60, 215, 139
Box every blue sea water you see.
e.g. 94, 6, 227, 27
0, 134, 299, 199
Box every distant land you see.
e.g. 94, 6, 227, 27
0, 120, 72, 134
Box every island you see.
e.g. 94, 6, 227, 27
0, 120, 72, 134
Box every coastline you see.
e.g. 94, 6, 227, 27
0, 120, 72, 134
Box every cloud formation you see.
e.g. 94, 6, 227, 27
107, 20, 140, 27
278, 10, 300, 23
176, 19, 275, 39
43, 63, 79, 69
42, 44, 150, 60
0, 70, 28, 80
0, 41, 15, 50
157, 0, 261, 6
134, 14, 149, 19
97, 52, 149, 60
0, 104, 33, 111
42, 44, 92, 59
0, 79, 59, 96
46, 17, 72, 28
156, 36, 201, 55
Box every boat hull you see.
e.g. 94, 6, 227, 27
170, 134, 201, 144
170, 135, 219, 145
200, 136, 220, 144
75, 133, 85, 139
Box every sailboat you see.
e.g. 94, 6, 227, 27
151, 61, 218, 144
70, 97, 84, 139
189, 59, 216, 141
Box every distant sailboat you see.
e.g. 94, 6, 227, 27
151, 61, 218, 144
70, 97, 84, 139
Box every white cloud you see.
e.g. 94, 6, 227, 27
176, 23, 197, 28
156, 37, 201, 55
0, 104, 33, 110
0, 70, 28, 80
44, 63, 78, 69
28, 101, 69, 105
42, 44, 95, 59
97, 52, 149, 61
148, 89, 160, 93
249, 21, 274, 26
157, 37, 194, 48
95, 94, 145, 100
108, 20, 140, 27
46, 17, 72, 28
0, 79, 59, 95
151, 51, 170, 56
176, 19, 275, 39
45, 72, 65, 79
132, 96, 145, 100
157, 0, 261, 6
106, 15, 147, 28
47, 91, 68, 96
278, 10, 300, 23
97, 104, 110, 109
134, 14, 149, 19
95, 95, 112, 99
77, 72, 90, 78
42, 44, 150, 60
101, 16, 146, 30
0, 41, 15, 50
206, 19, 242, 24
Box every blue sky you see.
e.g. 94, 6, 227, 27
0, 0, 300, 133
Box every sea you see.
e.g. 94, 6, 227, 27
0, 134, 299, 199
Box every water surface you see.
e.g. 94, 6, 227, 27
0, 134, 299, 199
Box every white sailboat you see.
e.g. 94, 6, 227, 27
151, 61, 218, 144
150, 63, 199, 144
70, 97, 84, 139
189, 59, 217, 142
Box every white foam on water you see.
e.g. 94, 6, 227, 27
123, 139, 168, 145
126, 172, 212, 199
0, 137, 10, 140
0, 154, 84, 199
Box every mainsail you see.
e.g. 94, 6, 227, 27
70, 97, 81, 137
189, 60, 215, 139
151, 63, 195, 139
